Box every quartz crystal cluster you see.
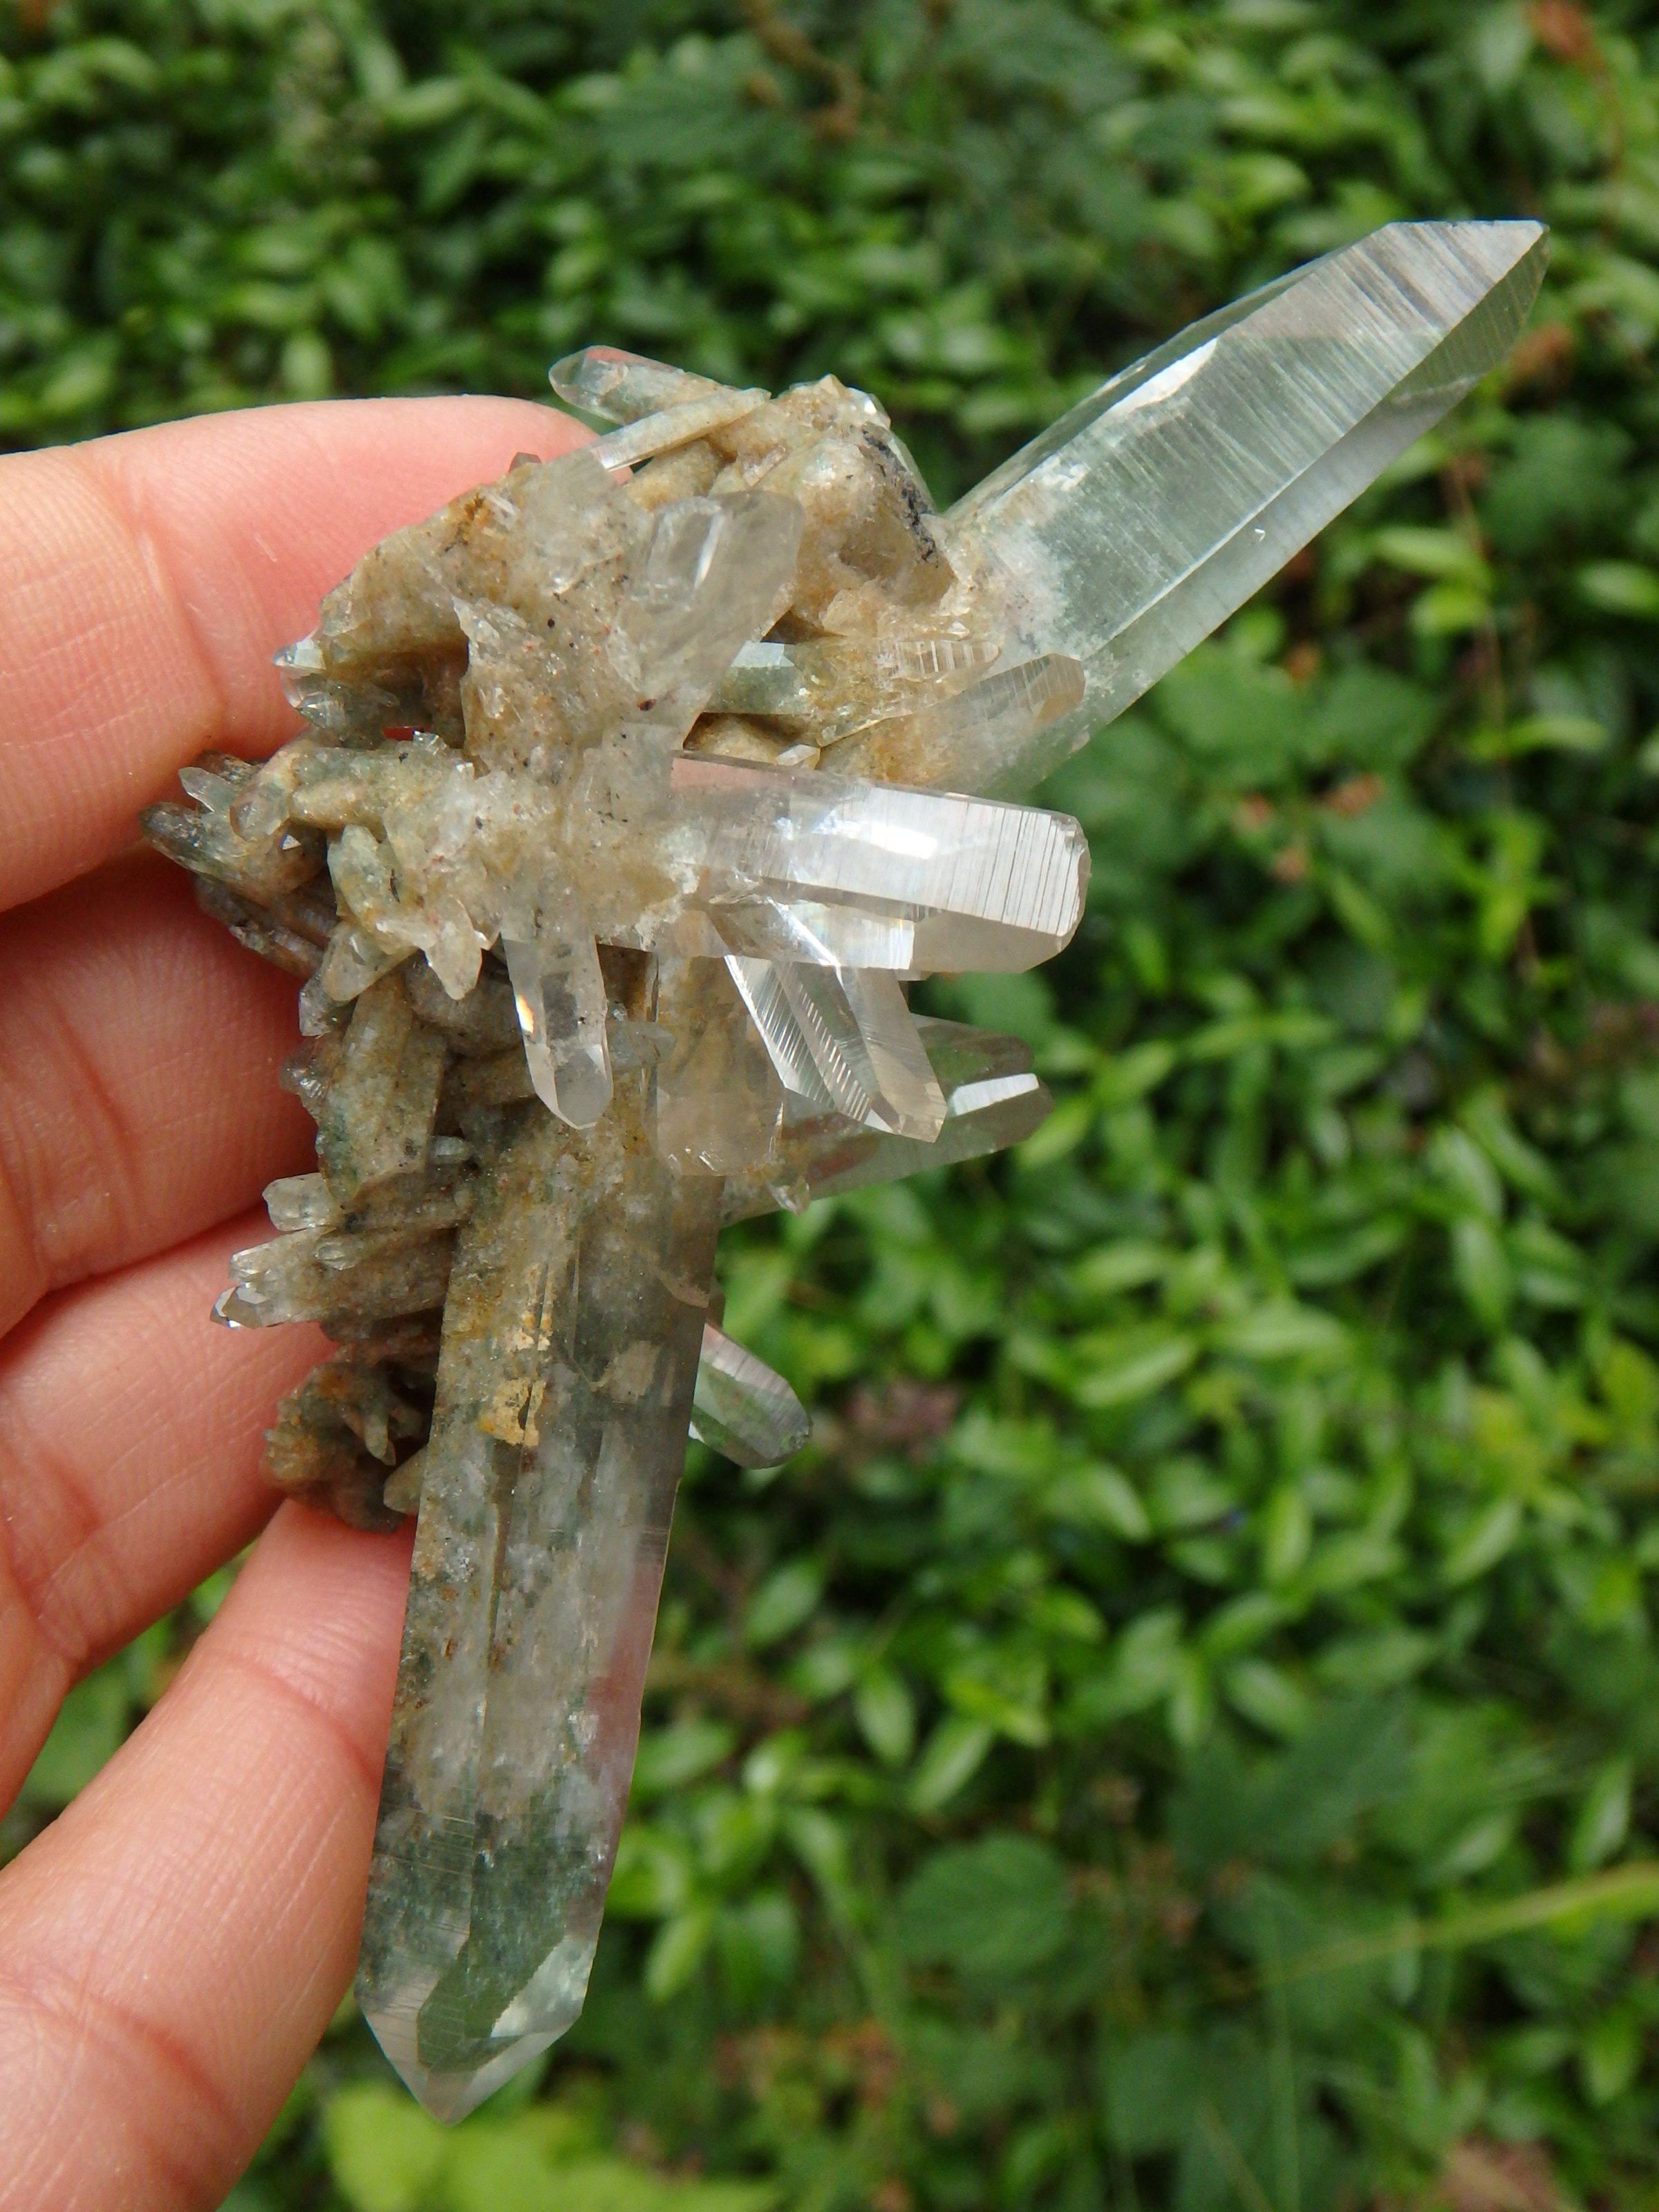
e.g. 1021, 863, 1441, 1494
142, 219, 1545, 2119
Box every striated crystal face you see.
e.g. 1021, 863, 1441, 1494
935, 218, 1550, 794
142, 219, 1544, 2119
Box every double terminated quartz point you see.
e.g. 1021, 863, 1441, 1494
141, 220, 1544, 2119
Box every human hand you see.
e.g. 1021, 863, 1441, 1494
0, 397, 586, 2209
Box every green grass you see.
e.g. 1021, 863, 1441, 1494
6, 2, 1659, 2206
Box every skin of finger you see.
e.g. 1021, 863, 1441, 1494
0, 395, 588, 915
0, 1502, 412, 2212
0, 1214, 327, 1808
0, 854, 315, 1336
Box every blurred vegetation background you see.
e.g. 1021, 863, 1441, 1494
4, 1, 1659, 2206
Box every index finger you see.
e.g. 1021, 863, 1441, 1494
0, 396, 588, 915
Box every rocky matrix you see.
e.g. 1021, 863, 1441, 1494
142, 219, 1546, 2119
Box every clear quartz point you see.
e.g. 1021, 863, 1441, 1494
725, 955, 946, 1138
722, 1018, 1053, 1220
689, 1324, 812, 1466
673, 754, 1089, 973
707, 639, 821, 721
591, 387, 768, 472
939, 219, 1548, 794
615, 494, 804, 745
261, 1173, 341, 1233
548, 346, 738, 424
503, 912, 613, 1129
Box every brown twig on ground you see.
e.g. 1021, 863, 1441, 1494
738, 0, 865, 138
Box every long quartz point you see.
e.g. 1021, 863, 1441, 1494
689, 1324, 812, 1467
502, 917, 613, 1129
723, 1018, 1052, 1220
722, 955, 841, 1117
671, 753, 1089, 973
939, 220, 1548, 793
358, 1089, 722, 2121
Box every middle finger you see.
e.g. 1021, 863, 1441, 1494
0, 852, 311, 1338
0, 1213, 326, 1808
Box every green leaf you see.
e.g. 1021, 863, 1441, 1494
1411, 579, 1491, 638
1214, 1303, 1348, 1362
783, 1806, 859, 1924
716, 1892, 800, 2007
443, 2126, 568, 2212
895, 1835, 1072, 1979
1570, 1759, 1634, 1874
908, 1716, 995, 1812
322, 2086, 448, 2212
1071, 1325, 1198, 1407
1580, 2009, 1642, 2106
1468, 4, 1533, 91
1431, 1127, 1506, 1219
608, 1826, 693, 1920
853, 1665, 917, 1766
944, 1659, 1050, 1747
21, 1671, 124, 1807
1468, 713, 1610, 758
1451, 1217, 1511, 1331
1259, 1483, 1313, 1584
1577, 561, 1659, 619
632, 1719, 738, 1797
1072, 1607, 1185, 1723
646, 1904, 715, 2003
1100, 2029, 1206, 2155
743, 1559, 825, 1649
1046, 1461, 1152, 1540
1224, 1656, 1313, 1739
1154, 647, 1310, 788
1441, 1496, 1524, 1586
1304, 664, 1438, 773
1371, 525, 1489, 587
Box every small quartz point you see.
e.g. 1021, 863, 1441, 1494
689, 1324, 812, 1466
939, 219, 1548, 794
836, 650, 1085, 791
317, 971, 446, 1205
613, 493, 803, 746
724, 954, 946, 1139
591, 388, 769, 473
654, 959, 785, 1175
135, 225, 1543, 2123
548, 345, 731, 423
722, 1018, 1053, 1220
503, 912, 612, 1129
